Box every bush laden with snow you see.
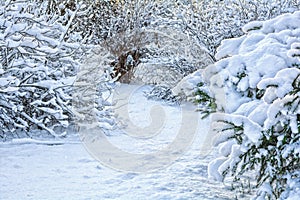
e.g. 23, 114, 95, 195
72, 47, 116, 134
35, 0, 121, 45
101, 0, 214, 86
0, 0, 87, 140
203, 11, 300, 199
167, 0, 299, 105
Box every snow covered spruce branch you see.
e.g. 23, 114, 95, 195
201, 11, 300, 199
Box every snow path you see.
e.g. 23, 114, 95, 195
0, 85, 247, 200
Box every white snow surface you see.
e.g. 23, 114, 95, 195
0, 84, 245, 200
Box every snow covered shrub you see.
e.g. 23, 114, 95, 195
35, 0, 119, 45
94, 0, 214, 86
163, 0, 299, 105
206, 11, 300, 199
0, 0, 85, 140
90, 0, 154, 83
135, 25, 214, 86
72, 47, 116, 134
103, 29, 145, 83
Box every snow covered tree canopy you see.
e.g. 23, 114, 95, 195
0, 0, 85, 139
99, 0, 215, 86
203, 11, 300, 199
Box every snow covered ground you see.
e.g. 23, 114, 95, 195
0, 84, 249, 200
0, 140, 240, 200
